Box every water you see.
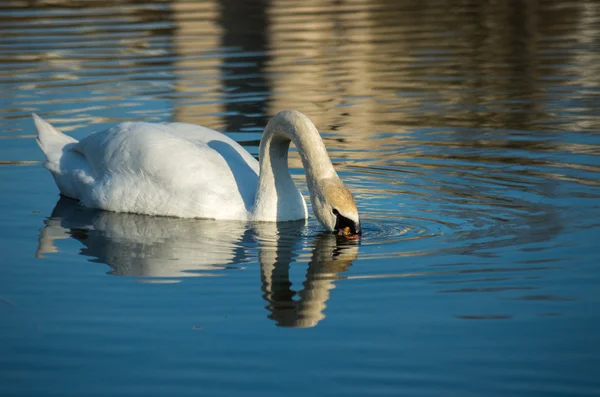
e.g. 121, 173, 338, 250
1, 0, 599, 396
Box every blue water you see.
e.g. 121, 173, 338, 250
1, 1, 600, 396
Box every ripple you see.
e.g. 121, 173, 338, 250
360, 221, 410, 240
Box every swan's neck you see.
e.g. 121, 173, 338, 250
252, 111, 336, 221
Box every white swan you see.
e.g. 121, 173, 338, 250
34, 110, 361, 235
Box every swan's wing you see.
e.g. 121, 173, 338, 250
71, 122, 259, 219
166, 122, 259, 174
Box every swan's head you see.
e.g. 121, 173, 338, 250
311, 178, 361, 236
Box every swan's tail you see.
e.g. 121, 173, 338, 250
33, 113, 88, 200
33, 113, 78, 165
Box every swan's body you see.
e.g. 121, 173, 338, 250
34, 110, 360, 233
36, 118, 281, 221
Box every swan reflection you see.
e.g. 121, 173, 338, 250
37, 197, 251, 278
37, 197, 358, 327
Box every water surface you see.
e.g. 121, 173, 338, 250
1, 1, 600, 396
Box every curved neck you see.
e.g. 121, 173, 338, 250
252, 111, 336, 221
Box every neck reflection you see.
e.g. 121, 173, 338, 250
258, 229, 358, 328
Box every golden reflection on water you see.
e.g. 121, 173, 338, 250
2, 0, 598, 136
0, 160, 40, 166
171, 0, 223, 127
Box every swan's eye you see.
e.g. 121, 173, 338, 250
332, 208, 339, 216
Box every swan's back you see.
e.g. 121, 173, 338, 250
35, 116, 259, 220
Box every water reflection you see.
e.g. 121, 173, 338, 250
260, 232, 357, 328
37, 197, 250, 278
37, 197, 358, 326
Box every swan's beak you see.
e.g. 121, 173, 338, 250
335, 215, 361, 237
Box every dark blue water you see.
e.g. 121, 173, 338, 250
1, 1, 599, 396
